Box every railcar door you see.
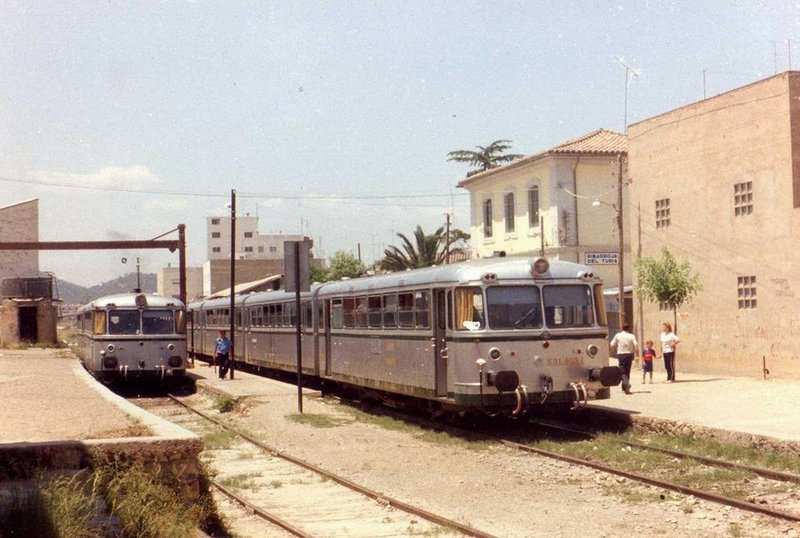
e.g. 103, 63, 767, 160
433, 289, 448, 397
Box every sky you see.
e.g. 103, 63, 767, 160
1, 1, 798, 286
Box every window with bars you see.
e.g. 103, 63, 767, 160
244, 231, 253, 238
211, 218, 220, 225
528, 186, 540, 228
483, 199, 493, 238
212, 247, 221, 253
655, 198, 671, 229
737, 276, 757, 309
734, 181, 753, 216
504, 192, 515, 233
244, 246, 253, 252
211, 232, 220, 238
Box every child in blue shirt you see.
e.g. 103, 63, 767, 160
642, 340, 656, 384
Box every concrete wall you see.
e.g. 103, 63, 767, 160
0, 298, 57, 345
628, 71, 800, 379
0, 199, 39, 280
157, 266, 204, 302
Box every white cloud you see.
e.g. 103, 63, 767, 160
31, 165, 161, 188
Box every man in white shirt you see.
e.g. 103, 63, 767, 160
610, 324, 638, 394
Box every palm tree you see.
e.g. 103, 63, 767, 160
447, 139, 523, 174
381, 226, 444, 271
380, 226, 470, 271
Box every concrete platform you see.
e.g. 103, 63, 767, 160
0, 348, 201, 489
192, 360, 800, 447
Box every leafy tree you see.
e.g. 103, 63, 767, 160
325, 250, 366, 281
380, 225, 470, 271
634, 247, 702, 330
447, 139, 523, 175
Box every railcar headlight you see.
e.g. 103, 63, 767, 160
107, 344, 115, 352
587, 344, 599, 357
167, 344, 175, 351
531, 257, 549, 277
489, 347, 502, 360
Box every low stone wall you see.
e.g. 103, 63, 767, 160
0, 436, 204, 499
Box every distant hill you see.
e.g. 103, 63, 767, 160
56, 273, 156, 305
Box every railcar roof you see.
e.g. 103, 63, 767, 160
188, 257, 599, 310
318, 256, 596, 295
79, 293, 184, 311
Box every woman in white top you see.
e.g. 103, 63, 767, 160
660, 322, 680, 382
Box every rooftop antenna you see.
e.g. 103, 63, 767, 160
615, 56, 641, 132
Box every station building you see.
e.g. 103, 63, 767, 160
0, 199, 58, 345
456, 129, 632, 330
628, 71, 800, 379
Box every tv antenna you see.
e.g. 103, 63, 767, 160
615, 56, 641, 132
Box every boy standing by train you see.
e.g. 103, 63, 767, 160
215, 329, 232, 380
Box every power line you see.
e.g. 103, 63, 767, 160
0, 175, 468, 201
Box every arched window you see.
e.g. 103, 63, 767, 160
483, 199, 493, 238
528, 186, 540, 228
504, 192, 515, 233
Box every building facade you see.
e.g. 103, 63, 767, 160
628, 71, 800, 379
0, 199, 39, 280
157, 266, 204, 302
206, 215, 305, 261
457, 129, 632, 328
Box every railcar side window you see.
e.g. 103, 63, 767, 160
108, 310, 140, 335
414, 291, 430, 329
343, 297, 356, 328
543, 285, 594, 328
398, 293, 414, 328
383, 293, 398, 328
142, 310, 175, 334
355, 297, 368, 328
331, 299, 344, 329
93, 311, 106, 334
176, 310, 186, 333
593, 284, 607, 326
368, 295, 382, 328
454, 287, 485, 330
486, 286, 542, 329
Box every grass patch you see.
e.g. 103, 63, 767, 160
218, 472, 263, 492
213, 397, 236, 413
0, 464, 222, 538
203, 430, 237, 450
601, 483, 667, 504
286, 413, 352, 428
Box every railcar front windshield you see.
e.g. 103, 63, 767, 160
108, 310, 140, 335
486, 286, 542, 329
543, 285, 594, 327
142, 310, 175, 334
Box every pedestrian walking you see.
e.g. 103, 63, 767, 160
610, 323, 638, 394
215, 329, 233, 380
660, 322, 680, 382
641, 340, 656, 384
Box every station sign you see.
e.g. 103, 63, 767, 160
585, 252, 619, 265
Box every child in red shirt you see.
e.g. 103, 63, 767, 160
642, 340, 656, 384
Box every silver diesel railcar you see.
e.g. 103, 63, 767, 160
189, 257, 621, 415
76, 293, 187, 383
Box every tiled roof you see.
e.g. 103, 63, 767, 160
457, 129, 627, 188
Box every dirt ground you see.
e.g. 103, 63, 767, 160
188, 381, 800, 538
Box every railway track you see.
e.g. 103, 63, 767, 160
497, 417, 800, 523
133, 394, 496, 538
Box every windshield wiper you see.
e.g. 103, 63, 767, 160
512, 307, 539, 328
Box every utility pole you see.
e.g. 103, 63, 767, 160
617, 154, 625, 329
229, 189, 236, 380
445, 213, 451, 264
